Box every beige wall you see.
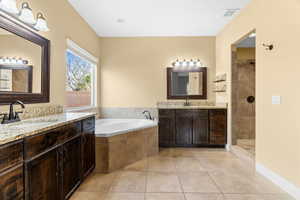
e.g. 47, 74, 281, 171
0, 35, 41, 93
216, 0, 300, 187
237, 47, 255, 60
99, 37, 216, 108
0, 0, 100, 110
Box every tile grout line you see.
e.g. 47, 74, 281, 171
175, 161, 188, 200
207, 171, 226, 199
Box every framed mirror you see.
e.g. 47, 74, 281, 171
0, 14, 50, 104
167, 67, 207, 99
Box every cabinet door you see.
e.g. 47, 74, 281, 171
158, 110, 175, 146
209, 110, 227, 145
62, 136, 81, 200
0, 165, 24, 200
193, 110, 209, 145
175, 110, 194, 145
25, 148, 60, 200
82, 129, 95, 179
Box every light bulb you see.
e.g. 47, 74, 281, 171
17, 58, 23, 64
182, 59, 187, 67
11, 57, 17, 64
188, 59, 195, 67
0, 0, 19, 14
34, 12, 49, 32
19, 2, 36, 25
196, 59, 201, 68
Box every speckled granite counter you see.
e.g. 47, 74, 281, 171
157, 101, 227, 109
157, 103, 227, 109
0, 112, 96, 145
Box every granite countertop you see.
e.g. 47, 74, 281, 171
0, 112, 96, 145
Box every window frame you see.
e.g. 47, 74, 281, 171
65, 39, 98, 110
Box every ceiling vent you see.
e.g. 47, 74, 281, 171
224, 9, 240, 17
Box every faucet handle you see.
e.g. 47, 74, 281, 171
0, 113, 8, 124
14, 111, 23, 120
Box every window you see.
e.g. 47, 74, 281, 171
66, 40, 97, 108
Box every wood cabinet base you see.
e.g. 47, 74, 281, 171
159, 109, 227, 147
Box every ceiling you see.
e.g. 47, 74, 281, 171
68, 0, 251, 37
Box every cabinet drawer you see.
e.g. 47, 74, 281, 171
0, 140, 23, 172
0, 165, 24, 200
25, 128, 62, 159
83, 117, 95, 131
159, 109, 175, 117
198, 110, 208, 118
60, 122, 82, 143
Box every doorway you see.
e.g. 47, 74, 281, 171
231, 31, 256, 157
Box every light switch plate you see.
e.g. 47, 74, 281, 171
272, 96, 281, 105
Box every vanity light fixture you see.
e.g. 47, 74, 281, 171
172, 59, 204, 71
19, 2, 35, 24
0, 1, 50, 32
0, 56, 28, 65
34, 12, 49, 31
0, 0, 18, 14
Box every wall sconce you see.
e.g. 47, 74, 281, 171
19, 2, 35, 24
172, 59, 204, 71
0, 56, 29, 65
0, 0, 50, 32
262, 43, 274, 51
0, 0, 18, 14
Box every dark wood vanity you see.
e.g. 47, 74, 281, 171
0, 116, 95, 200
159, 109, 227, 147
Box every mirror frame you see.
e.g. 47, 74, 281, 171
0, 14, 50, 105
167, 67, 207, 100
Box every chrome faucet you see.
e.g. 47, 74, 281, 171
1, 100, 25, 124
143, 110, 154, 121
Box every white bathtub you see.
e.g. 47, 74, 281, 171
95, 119, 158, 137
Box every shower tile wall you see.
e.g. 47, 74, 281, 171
232, 58, 255, 144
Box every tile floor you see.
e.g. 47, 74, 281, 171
71, 148, 295, 200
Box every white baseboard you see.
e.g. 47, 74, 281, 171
256, 163, 300, 200
225, 144, 231, 151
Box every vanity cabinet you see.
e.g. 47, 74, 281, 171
158, 110, 176, 146
0, 140, 24, 200
0, 116, 96, 200
81, 117, 96, 179
25, 148, 61, 200
209, 110, 227, 145
62, 136, 82, 200
159, 109, 226, 147
0, 165, 24, 200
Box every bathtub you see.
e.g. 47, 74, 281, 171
94, 119, 159, 173
95, 119, 158, 137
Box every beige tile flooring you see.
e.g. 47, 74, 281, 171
71, 148, 294, 200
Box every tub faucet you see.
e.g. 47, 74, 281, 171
143, 110, 154, 121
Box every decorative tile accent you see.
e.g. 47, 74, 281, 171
20, 104, 64, 120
